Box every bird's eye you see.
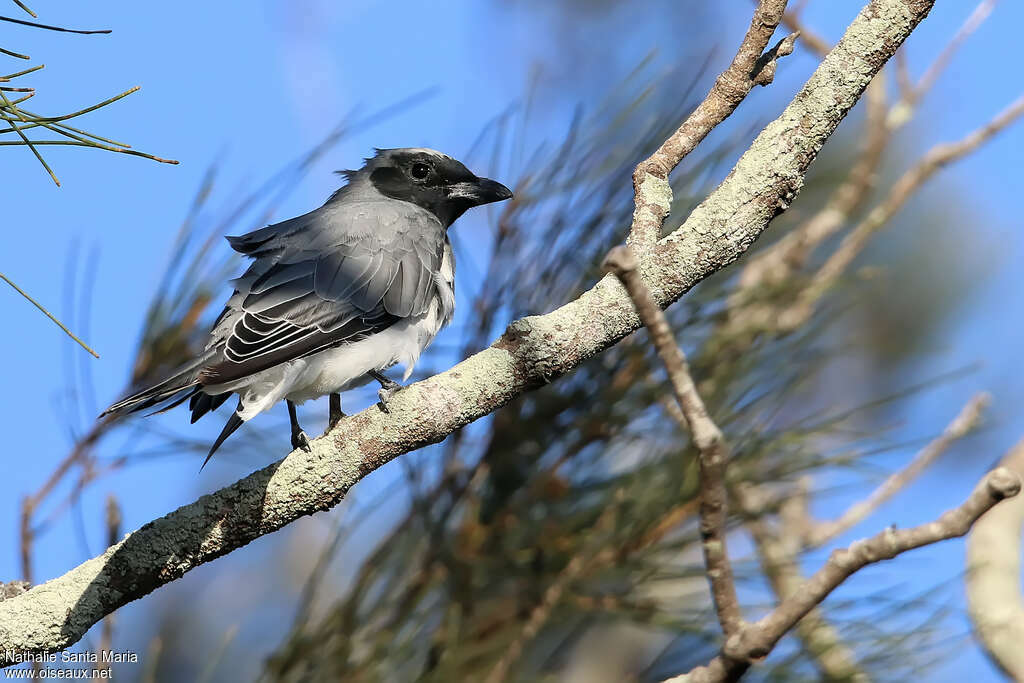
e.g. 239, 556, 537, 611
410, 162, 431, 180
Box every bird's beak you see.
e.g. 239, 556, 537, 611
447, 177, 514, 206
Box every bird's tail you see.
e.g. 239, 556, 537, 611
101, 351, 217, 418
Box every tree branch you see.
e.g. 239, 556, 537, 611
628, 0, 794, 249
671, 468, 1021, 683
778, 93, 1024, 331
605, 246, 741, 635
809, 392, 989, 546
0, 0, 940, 663
724, 392, 987, 679
738, 481, 869, 682
728, 72, 888, 312
887, 0, 999, 128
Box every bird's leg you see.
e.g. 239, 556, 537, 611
326, 392, 345, 432
369, 370, 402, 413
287, 400, 311, 452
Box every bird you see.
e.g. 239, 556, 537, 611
102, 147, 513, 468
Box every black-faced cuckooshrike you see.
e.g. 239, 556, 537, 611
103, 148, 513, 466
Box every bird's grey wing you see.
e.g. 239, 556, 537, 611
201, 204, 444, 385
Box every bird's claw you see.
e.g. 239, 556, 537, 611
377, 385, 398, 413
291, 430, 312, 452
370, 370, 402, 414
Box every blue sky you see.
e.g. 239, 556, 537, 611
3, 1, 1022, 680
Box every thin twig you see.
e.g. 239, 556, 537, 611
0, 46, 30, 59
0, 14, 111, 34
7, 0, 36, 19
888, 0, 1000, 128
629, 0, 795, 248
0, 272, 99, 357
670, 468, 1022, 683
782, 94, 1024, 328
604, 246, 742, 636
18, 86, 140, 124
0, 111, 176, 163
810, 393, 989, 546
779, 7, 829, 57
0, 88, 58, 184
737, 481, 869, 682
1, 63, 43, 80
664, 397, 868, 680
0, 112, 133, 148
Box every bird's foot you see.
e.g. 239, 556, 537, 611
326, 393, 345, 433
377, 384, 400, 413
291, 429, 312, 452
370, 370, 402, 414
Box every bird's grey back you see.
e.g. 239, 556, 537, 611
202, 185, 449, 384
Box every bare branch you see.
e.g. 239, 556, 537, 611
738, 481, 869, 682
604, 246, 741, 636
0, 0, 938, 662
888, 0, 1000, 128
670, 468, 1022, 683
780, 8, 829, 57
967, 440, 1024, 679
7, 0, 36, 19
729, 392, 988, 678
628, 0, 794, 249
780, 93, 1024, 330
810, 392, 989, 546
0, 272, 99, 358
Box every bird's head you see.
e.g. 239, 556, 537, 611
345, 148, 513, 227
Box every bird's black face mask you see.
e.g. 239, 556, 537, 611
369, 150, 513, 227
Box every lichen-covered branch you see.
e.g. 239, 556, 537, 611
0, 0, 941, 663
728, 72, 888, 314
